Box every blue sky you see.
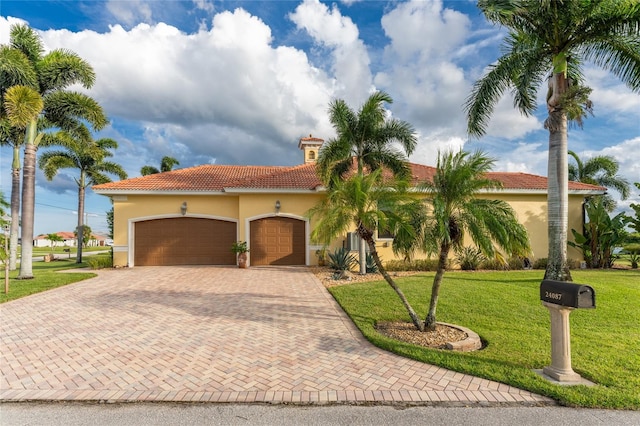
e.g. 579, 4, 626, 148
1, 0, 639, 236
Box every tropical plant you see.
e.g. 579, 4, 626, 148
39, 126, 127, 263
317, 91, 417, 274
140, 156, 180, 176
365, 252, 379, 273
568, 197, 628, 268
414, 150, 531, 331
327, 247, 358, 272
307, 169, 427, 330
456, 246, 486, 271
627, 183, 640, 234
1, 44, 43, 271
2, 24, 107, 278
466, 0, 640, 282
568, 150, 630, 211
230, 241, 249, 254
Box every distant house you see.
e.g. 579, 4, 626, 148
34, 232, 107, 247
93, 136, 605, 268
34, 232, 77, 248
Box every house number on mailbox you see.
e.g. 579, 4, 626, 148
544, 291, 562, 301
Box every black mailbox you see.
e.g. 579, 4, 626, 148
540, 280, 595, 309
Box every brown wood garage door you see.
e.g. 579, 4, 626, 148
250, 217, 305, 266
135, 217, 236, 266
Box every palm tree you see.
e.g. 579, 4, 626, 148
568, 150, 630, 211
39, 125, 127, 263
140, 156, 180, 176
308, 170, 427, 330
3, 24, 107, 278
317, 91, 417, 273
1, 84, 43, 271
416, 150, 530, 331
1, 36, 44, 270
465, 0, 640, 281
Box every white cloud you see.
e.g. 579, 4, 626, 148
585, 67, 640, 115
37, 9, 336, 166
289, 0, 372, 104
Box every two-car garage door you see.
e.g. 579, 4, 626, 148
134, 216, 306, 266
135, 217, 236, 266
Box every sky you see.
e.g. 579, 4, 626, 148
1, 0, 639, 237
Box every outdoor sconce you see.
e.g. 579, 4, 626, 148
180, 201, 187, 216
275, 200, 281, 213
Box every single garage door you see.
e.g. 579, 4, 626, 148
250, 217, 305, 266
135, 217, 236, 266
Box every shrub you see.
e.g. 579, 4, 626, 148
456, 247, 485, 270
480, 257, 509, 270
327, 247, 358, 272
532, 257, 548, 269
85, 255, 112, 270
385, 258, 441, 272
365, 253, 378, 273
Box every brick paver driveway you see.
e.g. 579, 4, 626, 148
0, 266, 551, 404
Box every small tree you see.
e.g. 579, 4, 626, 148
413, 150, 531, 331
74, 225, 93, 248
46, 233, 63, 250
308, 170, 427, 331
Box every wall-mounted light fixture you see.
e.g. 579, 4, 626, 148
180, 201, 187, 216
275, 200, 281, 213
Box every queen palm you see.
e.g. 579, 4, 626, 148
140, 156, 180, 176
317, 91, 417, 273
568, 150, 630, 211
466, 0, 640, 281
417, 150, 530, 331
39, 125, 127, 263
3, 24, 107, 278
308, 170, 427, 330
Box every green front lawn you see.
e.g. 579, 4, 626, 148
329, 269, 640, 409
0, 260, 96, 303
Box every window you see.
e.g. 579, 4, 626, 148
308, 150, 316, 160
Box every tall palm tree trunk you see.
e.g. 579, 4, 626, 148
544, 68, 572, 281
76, 176, 85, 264
365, 238, 424, 331
9, 147, 21, 271
18, 121, 37, 279
425, 243, 450, 331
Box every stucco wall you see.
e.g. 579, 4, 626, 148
109, 190, 588, 268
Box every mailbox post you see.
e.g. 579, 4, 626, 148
540, 280, 595, 382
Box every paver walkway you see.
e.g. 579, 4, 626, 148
0, 266, 552, 405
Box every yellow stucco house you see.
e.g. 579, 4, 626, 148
93, 136, 605, 268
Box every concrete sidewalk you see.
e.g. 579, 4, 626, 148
0, 266, 552, 405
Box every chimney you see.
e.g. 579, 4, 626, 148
298, 134, 324, 164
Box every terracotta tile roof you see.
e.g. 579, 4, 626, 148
92, 165, 286, 192
225, 163, 322, 190
93, 162, 605, 193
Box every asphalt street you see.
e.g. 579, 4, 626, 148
1, 403, 640, 426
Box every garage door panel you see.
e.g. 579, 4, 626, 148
135, 217, 236, 266
250, 217, 305, 266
